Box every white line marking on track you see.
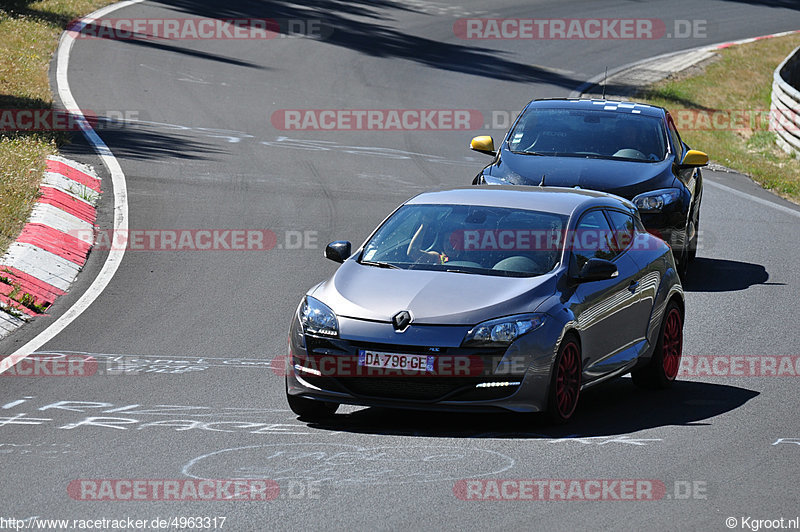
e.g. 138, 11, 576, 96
705, 179, 800, 220
0, 0, 144, 374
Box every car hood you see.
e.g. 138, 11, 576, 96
309, 260, 557, 326
487, 151, 675, 199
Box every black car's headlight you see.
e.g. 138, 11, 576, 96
298, 296, 339, 337
632, 188, 681, 213
481, 173, 509, 185
462, 314, 546, 347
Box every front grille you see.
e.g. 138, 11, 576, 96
338, 377, 468, 401
298, 334, 521, 402
297, 374, 348, 394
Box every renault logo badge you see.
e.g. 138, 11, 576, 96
392, 310, 412, 332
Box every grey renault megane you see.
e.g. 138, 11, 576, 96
286, 186, 684, 424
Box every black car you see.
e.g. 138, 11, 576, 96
469, 98, 708, 277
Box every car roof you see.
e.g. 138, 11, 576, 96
524, 98, 666, 119
405, 185, 634, 216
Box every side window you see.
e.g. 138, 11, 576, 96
572, 210, 618, 269
667, 117, 684, 162
605, 209, 636, 253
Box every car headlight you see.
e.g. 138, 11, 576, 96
481, 173, 509, 185
462, 314, 546, 347
298, 296, 339, 337
632, 188, 681, 213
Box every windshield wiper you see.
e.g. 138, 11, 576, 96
359, 260, 400, 269
510, 150, 547, 156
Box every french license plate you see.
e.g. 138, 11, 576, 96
358, 350, 434, 372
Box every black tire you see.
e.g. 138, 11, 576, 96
675, 237, 690, 281
287, 393, 339, 420
688, 211, 699, 263
546, 335, 582, 424
676, 205, 699, 280
632, 301, 683, 389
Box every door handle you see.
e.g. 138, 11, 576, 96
628, 281, 639, 293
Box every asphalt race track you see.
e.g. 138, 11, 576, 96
2, 0, 800, 530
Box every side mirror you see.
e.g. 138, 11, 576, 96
575, 258, 618, 282
470, 135, 496, 156
325, 241, 351, 263
680, 149, 708, 167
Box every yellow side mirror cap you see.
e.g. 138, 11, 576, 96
470, 135, 496, 155
682, 150, 709, 167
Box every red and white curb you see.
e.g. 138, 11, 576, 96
713, 29, 800, 50
0, 155, 99, 336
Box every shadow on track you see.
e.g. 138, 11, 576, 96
147, 0, 586, 88
72, 21, 268, 69
298, 378, 758, 439
0, 98, 221, 162
683, 257, 779, 292
62, 120, 224, 161
718, 0, 800, 10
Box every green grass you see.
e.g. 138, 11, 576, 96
638, 33, 800, 203
0, 0, 115, 256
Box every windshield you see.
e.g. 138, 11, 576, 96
507, 107, 668, 162
360, 204, 568, 277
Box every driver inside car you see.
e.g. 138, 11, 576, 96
407, 213, 452, 264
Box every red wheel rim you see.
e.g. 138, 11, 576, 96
556, 342, 580, 418
662, 309, 683, 379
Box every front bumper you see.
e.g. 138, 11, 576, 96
286, 316, 560, 413
639, 210, 687, 251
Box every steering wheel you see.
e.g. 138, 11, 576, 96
613, 148, 647, 160
406, 221, 442, 263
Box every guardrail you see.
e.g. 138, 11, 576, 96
771, 45, 800, 156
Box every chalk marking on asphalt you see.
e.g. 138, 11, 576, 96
181, 443, 516, 485
0, 0, 144, 374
